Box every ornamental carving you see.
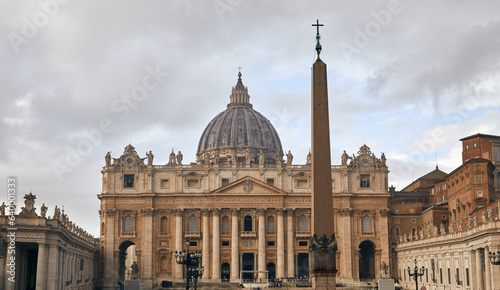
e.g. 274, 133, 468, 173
201, 209, 211, 216
212, 208, 221, 215
230, 208, 240, 215
337, 208, 354, 216
379, 209, 389, 216
256, 208, 266, 215
345, 144, 386, 169
19, 193, 37, 217
112, 144, 146, 170
106, 209, 117, 217
243, 179, 254, 193
276, 208, 285, 215
140, 208, 157, 217
171, 209, 183, 216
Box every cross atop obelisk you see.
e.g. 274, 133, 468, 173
312, 19, 324, 57
309, 19, 337, 290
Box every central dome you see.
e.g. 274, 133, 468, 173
197, 72, 283, 165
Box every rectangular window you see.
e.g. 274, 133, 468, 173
299, 241, 307, 247
437, 196, 441, 203
456, 268, 459, 285
466, 145, 469, 151
221, 178, 229, 187
411, 209, 415, 213
189, 241, 197, 246
395, 209, 400, 213
266, 179, 275, 186
222, 241, 230, 247
442, 215, 447, 220
440, 268, 443, 284
474, 142, 477, 149
267, 241, 275, 247
160, 179, 169, 189
426, 268, 428, 282
360, 175, 370, 188
187, 179, 199, 188
448, 268, 450, 284
124, 174, 134, 188
443, 195, 447, 201
395, 228, 400, 236
411, 219, 417, 223
466, 268, 469, 286
296, 179, 308, 189
477, 191, 483, 197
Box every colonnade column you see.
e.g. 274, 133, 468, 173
36, 243, 48, 289
287, 209, 295, 278
212, 208, 221, 281
476, 248, 484, 290
277, 208, 285, 278
173, 209, 184, 281
257, 208, 266, 281
46, 244, 59, 289
231, 208, 240, 282
201, 209, 211, 281
485, 246, 492, 290
470, 250, 477, 288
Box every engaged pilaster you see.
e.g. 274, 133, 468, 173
257, 208, 266, 280
201, 209, 211, 281
277, 208, 285, 278
173, 209, 184, 281
286, 209, 295, 278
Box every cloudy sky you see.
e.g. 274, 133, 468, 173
1, 0, 500, 236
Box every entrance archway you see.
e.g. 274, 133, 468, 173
267, 263, 276, 280
297, 253, 309, 279
242, 253, 255, 281
118, 241, 136, 283
359, 240, 375, 280
221, 263, 230, 281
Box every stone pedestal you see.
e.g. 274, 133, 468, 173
124, 279, 141, 290
311, 249, 337, 290
378, 279, 395, 290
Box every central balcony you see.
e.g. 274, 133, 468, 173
240, 231, 256, 238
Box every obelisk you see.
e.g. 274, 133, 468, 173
309, 19, 337, 290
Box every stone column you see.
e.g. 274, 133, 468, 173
141, 208, 156, 288
470, 250, 477, 288
36, 243, 48, 289
485, 246, 492, 290
46, 244, 60, 289
104, 209, 117, 288
379, 209, 390, 277
257, 208, 266, 281
287, 209, 295, 278
277, 208, 285, 278
231, 208, 240, 282
173, 209, 184, 281
476, 248, 484, 290
202, 209, 211, 281
340, 209, 353, 278
212, 208, 221, 281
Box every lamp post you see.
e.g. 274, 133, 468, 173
175, 239, 204, 290
407, 259, 425, 290
489, 249, 500, 265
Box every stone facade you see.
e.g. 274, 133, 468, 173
0, 193, 96, 290
98, 74, 392, 289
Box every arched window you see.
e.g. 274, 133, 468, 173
267, 216, 275, 233
188, 215, 197, 232
160, 216, 168, 233
222, 216, 230, 233
123, 216, 133, 233
244, 215, 253, 231
298, 215, 307, 232
362, 216, 371, 233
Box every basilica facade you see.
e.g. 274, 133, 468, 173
98, 73, 391, 289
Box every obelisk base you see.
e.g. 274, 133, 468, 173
311, 249, 337, 290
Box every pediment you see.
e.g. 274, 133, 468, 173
212, 176, 286, 196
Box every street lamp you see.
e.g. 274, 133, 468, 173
175, 239, 204, 290
407, 259, 425, 290
489, 249, 500, 265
